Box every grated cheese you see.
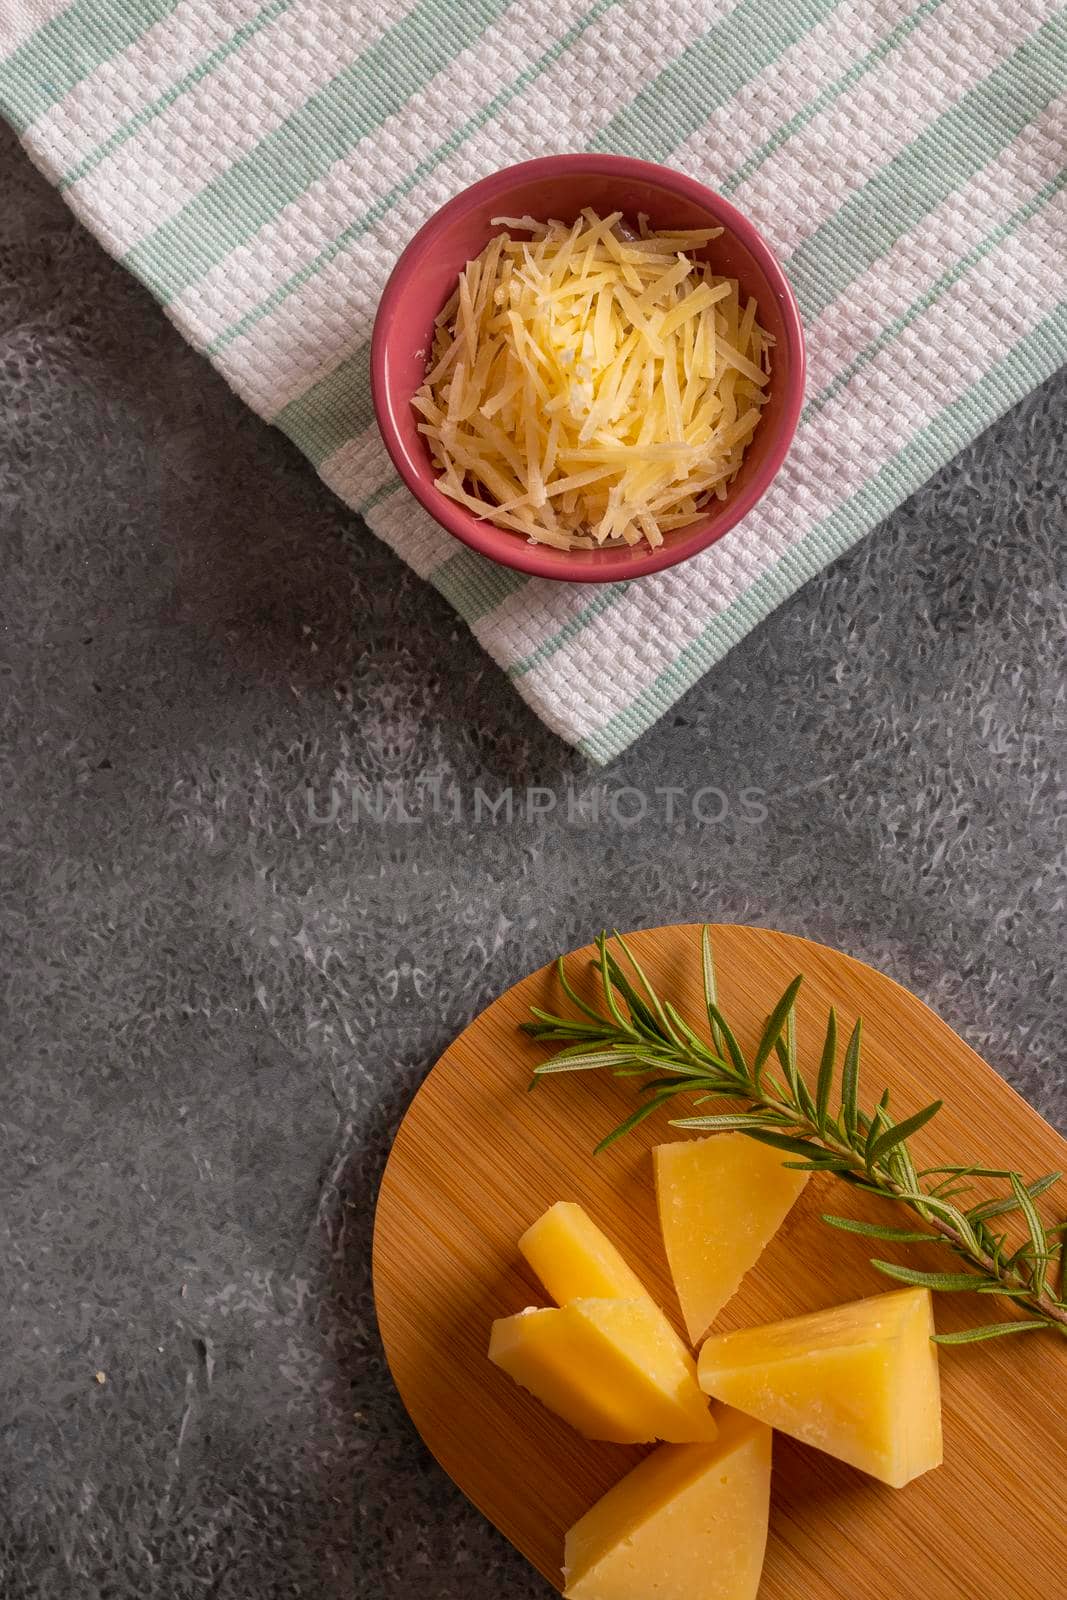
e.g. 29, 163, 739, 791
413, 209, 774, 551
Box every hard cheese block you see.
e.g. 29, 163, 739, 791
489, 1298, 718, 1445
563, 1408, 771, 1600
697, 1286, 942, 1487
520, 1201, 692, 1355
520, 1201, 655, 1306
654, 1134, 809, 1344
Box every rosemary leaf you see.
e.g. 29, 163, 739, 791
610, 932, 679, 1045
706, 1001, 749, 1081
553, 1039, 635, 1060
662, 1000, 733, 1073
534, 1049, 641, 1074
821, 1215, 936, 1243
740, 1129, 827, 1160
670, 1112, 796, 1133
556, 954, 609, 1024
780, 1156, 857, 1172
815, 1008, 837, 1134
901, 1194, 985, 1258
526, 1006, 605, 1032
688, 1086, 761, 1103
864, 1107, 890, 1177
838, 1171, 901, 1195
966, 1172, 1061, 1224
611, 1063, 676, 1078
867, 1101, 943, 1169
889, 1140, 921, 1195
754, 976, 804, 1086
595, 1093, 678, 1153
929, 1177, 977, 1199
700, 925, 726, 1057
840, 1018, 862, 1141
637, 1076, 702, 1096
604, 967, 669, 1042
775, 1028, 818, 1124
1011, 1173, 1050, 1297
919, 1165, 1021, 1179
932, 1321, 1048, 1344
870, 1262, 984, 1291
597, 934, 639, 1036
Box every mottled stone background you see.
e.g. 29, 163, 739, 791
1, 120, 1064, 1599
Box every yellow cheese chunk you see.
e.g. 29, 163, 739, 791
654, 1134, 810, 1344
563, 1408, 771, 1600
489, 1298, 718, 1445
697, 1287, 943, 1487
520, 1201, 652, 1304
520, 1201, 700, 1381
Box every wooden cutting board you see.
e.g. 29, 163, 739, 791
372, 925, 1066, 1597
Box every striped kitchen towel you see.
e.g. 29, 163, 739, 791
2, 2, 1064, 762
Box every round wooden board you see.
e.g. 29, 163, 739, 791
372, 925, 1066, 1597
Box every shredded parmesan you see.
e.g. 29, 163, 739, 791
413, 210, 774, 550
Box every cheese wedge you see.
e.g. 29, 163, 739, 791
697, 1287, 942, 1487
563, 1408, 771, 1600
520, 1201, 652, 1305
520, 1201, 703, 1385
654, 1134, 810, 1343
489, 1298, 718, 1444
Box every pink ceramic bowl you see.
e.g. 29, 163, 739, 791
371, 155, 805, 583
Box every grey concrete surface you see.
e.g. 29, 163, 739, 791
1, 119, 1064, 1599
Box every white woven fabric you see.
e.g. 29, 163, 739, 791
2, 0, 1064, 760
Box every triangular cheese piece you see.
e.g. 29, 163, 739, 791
654, 1133, 809, 1344
520, 1201, 653, 1305
489, 1298, 717, 1444
697, 1287, 942, 1487
563, 1408, 771, 1600
520, 1200, 692, 1359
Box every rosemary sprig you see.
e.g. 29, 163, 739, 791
523, 928, 1067, 1343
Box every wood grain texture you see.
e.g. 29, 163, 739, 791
372, 926, 1067, 1597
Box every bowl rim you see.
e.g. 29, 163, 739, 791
370, 153, 805, 584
